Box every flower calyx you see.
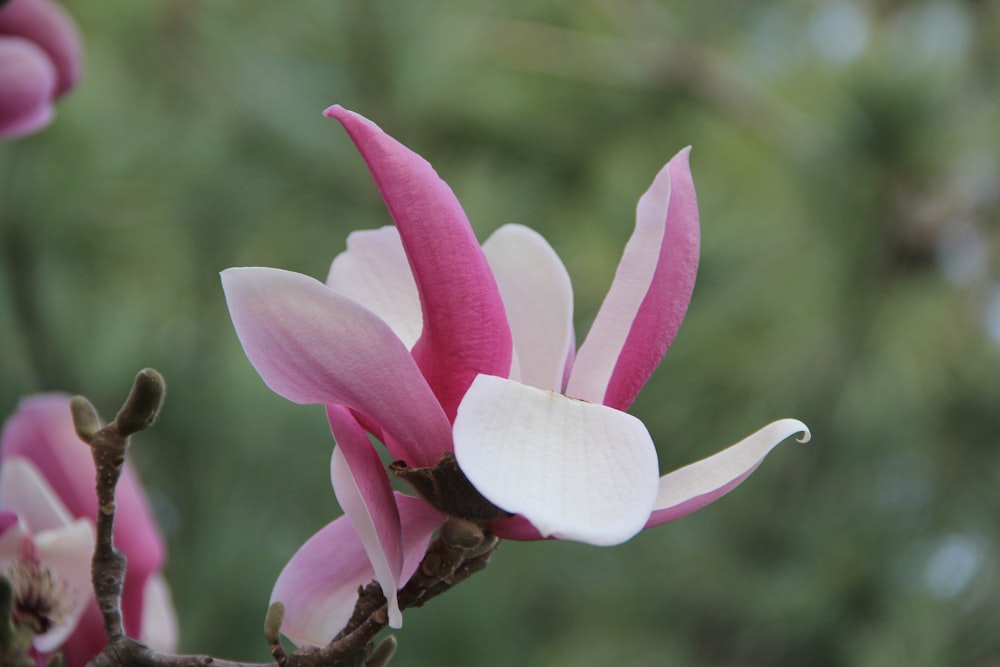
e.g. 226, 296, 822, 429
389, 453, 509, 522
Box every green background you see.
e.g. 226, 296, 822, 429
2, 1, 999, 665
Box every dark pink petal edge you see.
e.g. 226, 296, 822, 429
324, 105, 512, 421
603, 148, 700, 410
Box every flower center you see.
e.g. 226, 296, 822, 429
3, 560, 70, 636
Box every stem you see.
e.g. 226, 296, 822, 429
77, 370, 496, 667
73, 369, 166, 643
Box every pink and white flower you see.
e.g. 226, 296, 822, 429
0, 457, 94, 660
1, 394, 177, 665
0, 0, 82, 138
222, 106, 809, 644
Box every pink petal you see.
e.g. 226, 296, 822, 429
482, 224, 574, 392
487, 513, 545, 541
60, 604, 106, 667
0, 0, 83, 96
327, 407, 403, 628
454, 375, 659, 546
222, 267, 452, 467
326, 226, 422, 349
0, 393, 164, 638
30, 518, 95, 652
271, 493, 443, 646
393, 493, 446, 592
0, 37, 55, 137
646, 419, 811, 528
567, 149, 700, 409
325, 105, 512, 421
0, 511, 19, 544
270, 514, 378, 646
139, 573, 178, 651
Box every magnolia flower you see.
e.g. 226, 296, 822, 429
222, 106, 809, 643
0, 394, 177, 665
0, 0, 82, 138
0, 457, 93, 660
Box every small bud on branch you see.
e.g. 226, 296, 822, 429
113, 368, 166, 437
69, 396, 101, 442
265, 602, 288, 666
365, 637, 397, 667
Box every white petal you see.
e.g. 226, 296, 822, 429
0, 514, 27, 560
0, 457, 74, 533
139, 573, 179, 651
327, 226, 423, 349
32, 518, 96, 651
483, 224, 575, 392
648, 419, 811, 526
454, 375, 658, 546
330, 444, 402, 628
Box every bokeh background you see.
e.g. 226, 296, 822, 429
3, 1, 1000, 665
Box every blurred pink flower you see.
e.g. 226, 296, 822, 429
0, 457, 94, 661
0, 0, 82, 138
1, 394, 177, 665
223, 106, 808, 641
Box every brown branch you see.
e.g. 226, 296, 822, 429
72, 369, 166, 643
74, 370, 498, 667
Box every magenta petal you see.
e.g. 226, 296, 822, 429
488, 514, 545, 541
646, 419, 810, 528
567, 149, 700, 410
327, 406, 404, 627
58, 597, 105, 664
222, 266, 452, 466
0, 37, 55, 137
0, 393, 164, 638
0, 0, 83, 96
324, 105, 512, 421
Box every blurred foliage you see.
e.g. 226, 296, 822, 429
2, 0, 1000, 665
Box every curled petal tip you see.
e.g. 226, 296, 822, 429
773, 417, 810, 443
645, 417, 812, 529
